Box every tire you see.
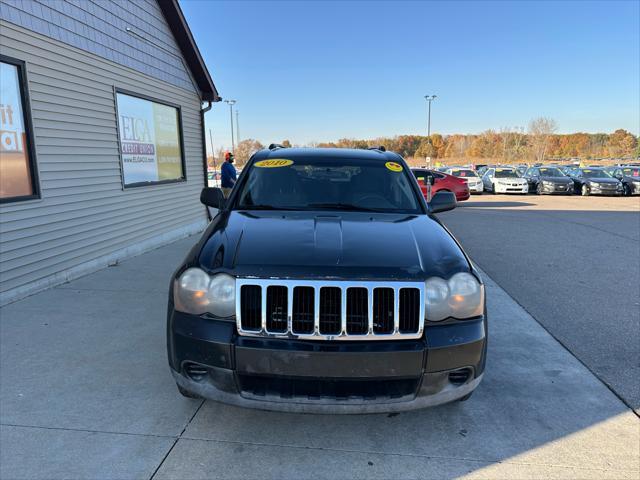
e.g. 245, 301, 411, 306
581, 184, 590, 196
177, 384, 202, 399
536, 183, 543, 195
491, 183, 496, 194
623, 184, 632, 196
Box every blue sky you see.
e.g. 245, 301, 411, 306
180, 0, 640, 151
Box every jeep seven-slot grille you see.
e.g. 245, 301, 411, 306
292, 287, 314, 334
236, 279, 425, 340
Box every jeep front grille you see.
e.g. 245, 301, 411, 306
236, 279, 425, 340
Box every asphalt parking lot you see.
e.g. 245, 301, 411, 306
1, 219, 639, 479
440, 194, 640, 411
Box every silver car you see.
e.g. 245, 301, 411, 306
445, 168, 484, 194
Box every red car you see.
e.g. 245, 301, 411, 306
412, 168, 470, 202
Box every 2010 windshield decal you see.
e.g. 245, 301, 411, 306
255, 159, 294, 168
385, 161, 403, 172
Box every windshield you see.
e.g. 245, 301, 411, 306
451, 169, 478, 178
235, 156, 422, 213
494, 169, 519, 178
539, 168, 564, 177
622, 168, 640, 177
581, 169, 610, 178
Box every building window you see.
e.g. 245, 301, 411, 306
115, 90, 186, 188
0, 56, 39, 202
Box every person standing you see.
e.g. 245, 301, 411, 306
220, 151, 237, 198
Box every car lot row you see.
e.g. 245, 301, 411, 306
412, 164, 640, 200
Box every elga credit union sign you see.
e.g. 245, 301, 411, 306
0, 61, 34, 199
116, 92, 184, 186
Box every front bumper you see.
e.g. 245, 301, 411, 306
538, 183, 574, 195
589, 185, 623, 196
494, 183, 528, 194
168, 311, 487, 413
466, 182, 484, 193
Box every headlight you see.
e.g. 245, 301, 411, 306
425, 272, 484, 322
174, 268, 235, 317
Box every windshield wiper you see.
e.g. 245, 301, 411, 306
307, 202, 381, 212
236, 204, 303, 211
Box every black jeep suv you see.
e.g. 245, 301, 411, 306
167, 147, 487, 413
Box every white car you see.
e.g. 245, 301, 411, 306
444, 168, 484, 194
482, 167, 528, 194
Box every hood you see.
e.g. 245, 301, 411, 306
495, 177, 526, 183
198, 211, 470, 280
586, 178, 620, 185
539, 176, 573, 183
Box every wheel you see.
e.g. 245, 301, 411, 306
458, 391, 473, 402
536, 182, 543, 195
623, 184, 632, 196
177, 383, 202, 399
491, 183, 496, 194
581, 184, 590, 196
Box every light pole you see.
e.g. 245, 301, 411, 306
235, 110, 240, 144
424, 95, 437, 137
224, 99, 236, 153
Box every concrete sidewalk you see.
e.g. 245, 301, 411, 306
1, 236, 638, 479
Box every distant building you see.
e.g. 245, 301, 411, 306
0, 0, 220, 304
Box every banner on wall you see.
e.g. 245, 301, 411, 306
116, 93, 183, 186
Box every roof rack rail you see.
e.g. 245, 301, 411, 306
268, 143, 287, 150
368, 145, 386, 152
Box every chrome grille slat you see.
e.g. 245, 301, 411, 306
237, 279, 425, 341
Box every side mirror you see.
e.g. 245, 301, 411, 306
429, 191, 457, 214
200, 187, 226, 209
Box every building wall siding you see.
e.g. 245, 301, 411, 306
0, 20, 208, 304
0, 0, 196, 92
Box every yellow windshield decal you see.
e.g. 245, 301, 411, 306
255, 159, 294, 168
385, 161, 403, 172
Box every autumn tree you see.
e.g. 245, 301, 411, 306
415, 139, 436, 160
234, 139, 264, 166
607, 129, 637, 157
528, 117, 558, 162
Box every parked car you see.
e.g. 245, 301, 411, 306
444, 168, 483, 194
481, 167, 528, 194
522, 166, 574, 195
515, 165, 528, 177
611, 166, 640, 195
168, 147, 487, 413
567, 167, 624, 196
412, 169, 471, 201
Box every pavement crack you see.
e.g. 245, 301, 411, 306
0, 422, 176, 439
149, 398, 206, 480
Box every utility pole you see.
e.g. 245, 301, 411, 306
424, 95, 437, 137
224, 99, 236, 153
235, 110, 240, 144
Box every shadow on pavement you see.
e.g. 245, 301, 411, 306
461, 200, 536, 208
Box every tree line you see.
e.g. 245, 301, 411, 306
209, 118, 638, 168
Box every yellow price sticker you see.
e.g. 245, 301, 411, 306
385, 161, 403, 172
255, 159, 294, 168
